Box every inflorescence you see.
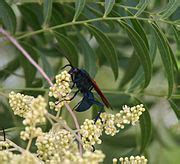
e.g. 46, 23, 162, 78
0, 71, 147, 163
113, 155, 148, 164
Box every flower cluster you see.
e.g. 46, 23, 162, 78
80, 104, 145, 150
4, 84, 147, 163
9, 91, 34, 117
12, 151, 41, 164
49, 70, 72, 111
113, 155, 148, 164
80, 119, 103, 151
20, 95, 47, 140
101, 104, 145, 136
9, 92, 47, 141
36, 128, 75, 162
0, 150, 14, 163
0, 140, 12, 150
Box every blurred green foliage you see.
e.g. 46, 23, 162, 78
0, 0, 179, 163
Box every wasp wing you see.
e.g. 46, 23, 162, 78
91, 79, 112, 109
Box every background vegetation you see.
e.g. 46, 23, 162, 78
0, 0, 179, 163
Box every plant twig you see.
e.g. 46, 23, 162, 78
0, 27, 83, 155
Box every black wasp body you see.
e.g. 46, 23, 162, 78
62, 64, 112, 114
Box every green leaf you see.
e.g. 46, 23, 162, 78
104, 0, 115, 17
19, 42, 38, 87
37, 50, 54, 79
134, 98, 152, 153
172, 25, 180, 46
140, 107, 152, 153
55, 32, 79, 66
129, 33, 157, 91
73, 0, 86, 21
135, 0, 150, 16
78, 34, 97, 78
127, 10, 149, 49
159, 0, 180, 19
86, 24, 119, 80
18, 4, 42, 30
168, 44, 178, 71
152, 23, 174, 98
0, 0, 16, 34
51, 7, 66, 35
119, 52, 140, 88
119, 21, 152, 87
0, 57, 20, 80
43, 0, 53, 26
169, 100, 180, 119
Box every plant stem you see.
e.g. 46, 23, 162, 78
0, 28, 53, 86
0, 136, 25, 153
16, 16, 177, 40
0, 27, 83, 155
26, 138, 32, 151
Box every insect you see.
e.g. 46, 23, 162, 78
61, 64, 112, 118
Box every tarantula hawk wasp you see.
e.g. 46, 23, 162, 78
60, 64, 112, 120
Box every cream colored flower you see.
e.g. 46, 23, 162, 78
36, 129, 75, 162
118, 155, 148, 164
80, 119, 103, 151
23, 95, 47, 126
49, 70, 72, 111
9, 91, 34, 117
11, 151, 42, 164
0, 150, 14, 164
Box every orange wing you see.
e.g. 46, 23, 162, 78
91, 79, 112, 109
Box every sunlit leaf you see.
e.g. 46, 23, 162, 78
159, 0, 180, 19
135, 0, 150, 16
43, 0, 53, 26
127, 10, 149, 48
0, 0, 16, 34
73, 0, 86, 21
152, 23, 174, 98
104, 0, 115, 17
86, 24, 119, 79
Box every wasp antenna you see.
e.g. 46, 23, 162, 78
61, 64, 73, 70
2, 127, 6, 141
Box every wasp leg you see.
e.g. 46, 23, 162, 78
73, 100, 83, 111
94, 106, 104, 123
1, 127, 6, 141
92, 145, 95, 152
61, 64, 73, 70
55, 90, 79, 105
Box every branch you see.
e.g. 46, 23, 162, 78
0, 27, 83, 155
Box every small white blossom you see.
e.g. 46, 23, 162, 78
0, 140, 12, 150
49, 71, 72, 111
36, 129, 75, 162
119, 155, 148, 164
11, 151, 42, 164
0, 150, 14, 164
9, 91, 34, 117
23, 95, 47, 126
100, 113, 119, 136
80, 119, 103, 151
20, 127, 42, 141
